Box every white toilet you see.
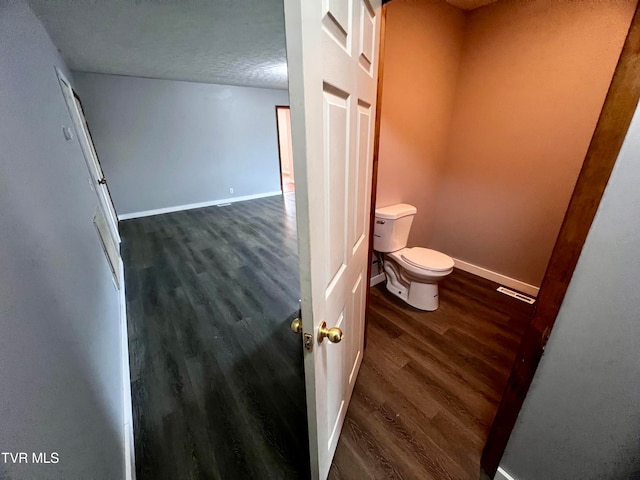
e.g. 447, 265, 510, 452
373, 203, 454, 311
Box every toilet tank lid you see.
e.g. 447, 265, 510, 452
375, 203, 417, 219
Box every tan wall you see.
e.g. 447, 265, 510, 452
430, 0, 634, 286
377, 0, 635, 287
376, 0, 466, 248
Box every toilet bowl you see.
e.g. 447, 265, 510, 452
373, 204, 454, 311
383, 247, 454, 311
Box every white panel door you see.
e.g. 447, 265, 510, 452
283, 0, 381, 478
56, 69, 120, 247
56, 69, 121, 287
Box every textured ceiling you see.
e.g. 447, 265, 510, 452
28, 0, 288, 89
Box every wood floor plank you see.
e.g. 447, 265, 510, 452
330, 276, 533, 479
332, 405, 406, 480
122, 194, 310, 480
394, 332, 502, 414
369, 295, 510, 396
123, 193, 533, 480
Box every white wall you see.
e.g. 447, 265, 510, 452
0, 1, 125, 478
74, 72, 289, 216
499, 104, 640, 479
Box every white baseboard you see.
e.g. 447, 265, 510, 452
118, 191, 283, 220
370, 272, 386, 287
118, 260, 136, 480
453, 258, 539, 297
495, 466, 518, 480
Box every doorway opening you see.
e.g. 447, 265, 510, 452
348, 1, 639, 479
276, 105, 295, 193
32, 2, 310, 478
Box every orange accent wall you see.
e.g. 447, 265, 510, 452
377, 0, 636, 287
376, 0, 466, 248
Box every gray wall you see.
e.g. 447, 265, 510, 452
500, 105, 640, 479
73, 72, 289, 216
0, 1, 124, 478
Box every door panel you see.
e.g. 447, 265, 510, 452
352, 101, 372, 252
349, 272, 365, 384
359, 0, 376, 73
284, 0, 381, 478
324, 308, 345, 447
323, 1, 351, 49
323, 85, 350, 286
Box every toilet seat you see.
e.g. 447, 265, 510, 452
400, 247, 454, 272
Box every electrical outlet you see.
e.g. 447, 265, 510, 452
229, 187, 234, 194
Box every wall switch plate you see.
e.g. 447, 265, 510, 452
229, 187, 234, 194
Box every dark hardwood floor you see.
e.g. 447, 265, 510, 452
121, 194, 310, 480
330, 271, 533, 480
122, 193, 533, 480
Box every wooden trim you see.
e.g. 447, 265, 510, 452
481, 5, 640, 476
274, 105, 290, 193
365, 3, 388, 350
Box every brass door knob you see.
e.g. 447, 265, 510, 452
290, 317, 303, 334
318, 321, 343, 344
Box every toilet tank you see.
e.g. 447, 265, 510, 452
373, 203, 417, 252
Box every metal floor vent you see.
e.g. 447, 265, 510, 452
496, 286, 536, 304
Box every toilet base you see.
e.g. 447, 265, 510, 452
385, 279, 440, 311
407, 281, 439, 311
